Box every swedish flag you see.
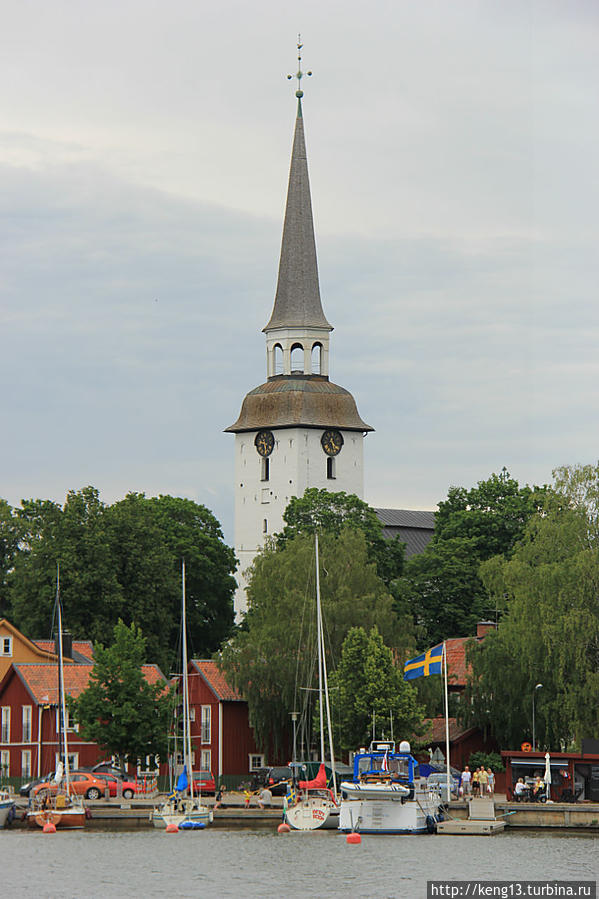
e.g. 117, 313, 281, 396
403, 644, 443, 680
286, 784, 298, 807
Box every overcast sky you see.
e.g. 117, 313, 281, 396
1, 0, 597, 544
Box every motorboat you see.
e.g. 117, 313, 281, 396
339, 740, 444, 834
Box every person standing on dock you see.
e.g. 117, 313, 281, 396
487, 768, 495, 796
461, 766, 471, 797
479, 767, 488, 795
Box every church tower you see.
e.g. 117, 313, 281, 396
226, 49, 373, 616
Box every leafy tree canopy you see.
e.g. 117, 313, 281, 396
464, 463, 599, 750
328, 626, 425, 754
72, 620, 173, 770
395, 470, 548, 647
6, 487, 236, 673
277, 488, 405, 586
219, 529, 413, 755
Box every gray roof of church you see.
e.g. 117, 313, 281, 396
263, 100, 332, 332
374, 508, 436, 558
225, 375, 373, 433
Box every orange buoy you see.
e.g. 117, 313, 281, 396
165, 823, 178, 833
346, 832, 361, 844
43, 822, 57, 833
277, 822, 291, 833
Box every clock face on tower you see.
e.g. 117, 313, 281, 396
254, 430, 275, 457
321, 429, 344, 456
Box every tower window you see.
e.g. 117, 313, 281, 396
263, 519, 268, 534
327, 457, 336, 480
261, 458, 269, 481
311, 342, 322, 374
274, 344, 284, 375
290, 343, 304, 373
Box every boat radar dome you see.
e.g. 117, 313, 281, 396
399, 740, 411, 753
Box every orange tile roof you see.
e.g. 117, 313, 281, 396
424, 716, 475, 744
445, 637, 480, 687
192, 660, 241, 701
14, 663, 165, 703
34, 640, 95, 661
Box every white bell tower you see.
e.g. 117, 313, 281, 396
226, 48, 373, 617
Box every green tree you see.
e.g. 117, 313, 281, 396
6, 488, 236, 673
464, 463, 599, 749
9, 488, 122, 641
219, 529, 412, 754
277, 488, 405, 586
105, 493, 236, 673
328, 626, 425, 754
73, 620, 172, 770
396, 470, 547, 646
0, 500, 20, 617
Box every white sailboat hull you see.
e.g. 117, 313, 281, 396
285, 795, 339, 831
0, 796, 15, 828
151, 798, 213, 829
339, 786, 442, 834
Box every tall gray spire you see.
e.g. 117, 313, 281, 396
263, 99, 332, 332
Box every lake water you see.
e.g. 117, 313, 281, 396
2, 827, 597, 898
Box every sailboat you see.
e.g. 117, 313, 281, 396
285, 534, 339, 831
151, 561, 213, 830
27, 568, 87, 829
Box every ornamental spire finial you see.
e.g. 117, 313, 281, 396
287, 34, 312, 98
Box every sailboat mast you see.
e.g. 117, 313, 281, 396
181, 560, 194, 797
314, 534, 325, 766
56, 565, 70, 792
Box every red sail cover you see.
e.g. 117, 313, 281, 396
299, 763, 327, 790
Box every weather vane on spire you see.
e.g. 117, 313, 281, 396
287, 34, 312, 98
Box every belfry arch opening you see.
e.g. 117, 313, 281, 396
290, 343, 304, 374
311, 342, 322, 375
273, 344, 284, 375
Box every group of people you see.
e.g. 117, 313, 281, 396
460, 765, 495, 797
514, 775, 545, 801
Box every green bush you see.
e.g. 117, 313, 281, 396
468, 751, 504, 772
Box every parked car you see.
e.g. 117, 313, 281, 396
189, 770, 216, 795
250, 766, 292, 796
33, 771, 108, 800
426, 772, 460, 800
92, 762, 127, 778
93, 772, 143, 800
20, 774, 55, 797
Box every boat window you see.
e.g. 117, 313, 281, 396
389, 758, 410, 777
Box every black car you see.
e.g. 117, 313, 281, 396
250, 766, 292, 796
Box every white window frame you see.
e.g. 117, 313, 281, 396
0, 749, 9, 776
22, 705, 32, 743
249, 754, 265, 771
56, 706, 79, 733
1, 707, 10, 744
200, 749, 211, 772
1, 636, 12, 657
21, 749, 32, 778
189, 706, 196, 722
200, 706, 211, 744
55, 751, 79, 771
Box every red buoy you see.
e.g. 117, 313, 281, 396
43, 822, 57, 833
346, 832, 361, 844
278, 822, 291, 833
165, 823, 178, 833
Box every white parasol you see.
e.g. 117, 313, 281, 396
544, 752, 552, 802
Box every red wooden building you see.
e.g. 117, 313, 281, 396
0, 662, 164, 781
186, 660, 274, 783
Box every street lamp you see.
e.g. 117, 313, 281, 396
532, 684, 543, 751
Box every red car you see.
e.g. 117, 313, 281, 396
189, 770, 216, 795
93, 772, 143, 800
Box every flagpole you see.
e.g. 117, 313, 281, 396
443, 641, 451, 803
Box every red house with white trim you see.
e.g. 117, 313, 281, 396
0, 662, 165, 781
186, 660, 270, 782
